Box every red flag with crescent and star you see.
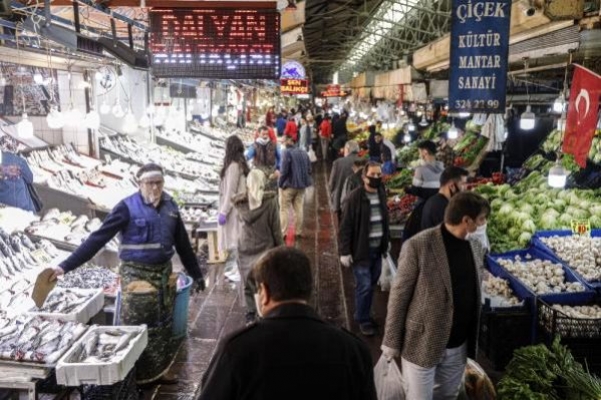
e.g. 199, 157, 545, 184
563, 64, 601, 168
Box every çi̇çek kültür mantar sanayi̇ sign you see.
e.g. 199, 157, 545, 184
449, 0, 512, 113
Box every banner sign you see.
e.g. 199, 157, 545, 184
449, 0, 511, 113
280, 79, 309, 95
563, 64, 601, 167
321, 84, 349, 98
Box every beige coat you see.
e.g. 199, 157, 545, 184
382, 226, 486, 368
218, 163, 246, 252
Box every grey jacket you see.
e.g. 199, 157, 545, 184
382, 226, 486, 368
233, 192, 284, 258
328, 152, 359, 212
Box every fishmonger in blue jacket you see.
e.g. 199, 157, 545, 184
50, 163, 205, 385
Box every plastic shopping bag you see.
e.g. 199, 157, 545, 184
374, 355, 405, 400
378, 253, 397, 292
308, 148, 317, 163
463, 358, 496, 400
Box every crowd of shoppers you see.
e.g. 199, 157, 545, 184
207, 105, 492, 400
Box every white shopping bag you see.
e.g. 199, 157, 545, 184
378, 253, 397, 292
308, 148, 317, 163
374, 355, 405, 400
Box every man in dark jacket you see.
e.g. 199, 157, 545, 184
328, 140, 360, 223
421, 166, 468, 231
341, 159, 367, 206
199, 246, 376, 400
279, 136, 312, 238
339, 162, 390, 336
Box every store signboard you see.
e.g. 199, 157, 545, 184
280, 79, 309, 95
281, 61, 306, 79
449, 0, 511, 113
321, 84, 349, 98
149, 6, 281, 79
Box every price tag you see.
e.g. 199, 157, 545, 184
571, 220, 591, 236
31, 249, 51, 265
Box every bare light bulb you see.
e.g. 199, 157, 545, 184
17, 113, 34, 139
33, 73, 44, 85
112, 103, 125, 119
100, 101, 111, 115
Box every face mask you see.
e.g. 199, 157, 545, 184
466, 222, 487, 240
253, 293, 263, 317
367, 176, 382, 189
256, 137, 269, 145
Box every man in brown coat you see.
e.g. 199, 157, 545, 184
381, 192, 489, 400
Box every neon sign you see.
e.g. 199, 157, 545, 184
280, 79, 309, 95
150, 7, 281, 79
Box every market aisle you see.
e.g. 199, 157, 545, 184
138, 160, 382, 399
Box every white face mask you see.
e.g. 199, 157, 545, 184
253, 293, 264, 317
466, 222, 487, 240
256, 137, 269, 146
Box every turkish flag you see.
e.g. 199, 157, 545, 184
563, 64, 601, 167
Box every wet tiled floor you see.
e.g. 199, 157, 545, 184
20, 159, 500, 400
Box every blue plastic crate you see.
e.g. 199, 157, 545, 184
532, 230, 601, 291
486, 247, 597, 304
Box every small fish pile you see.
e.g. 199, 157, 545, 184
0, 230, 60, 286
33, 289, 95, 314
58, 265, 119, 293
0, 314, 87, 364
69, 328, 140, 364
0, 276, 34, 311
25, 209, 119, 251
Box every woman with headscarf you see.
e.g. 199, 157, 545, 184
0, 135, 38, 212
218, 136, 250, 280
233, 169, 284, 324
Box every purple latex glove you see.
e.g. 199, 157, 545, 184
218, 213, 227, 226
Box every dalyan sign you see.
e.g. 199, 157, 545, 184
449, 0, 512, 113
281, 79, 309, 95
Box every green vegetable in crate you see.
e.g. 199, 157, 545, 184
497, 337, 601, 400
385, 169, 413, 189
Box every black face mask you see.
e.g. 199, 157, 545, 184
367, 176, 382, 189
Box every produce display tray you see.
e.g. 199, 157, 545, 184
56, 325, 147, 386
532, 230, 601, 290
486, 247, 597, 304
28, 288, 104, 323
536, 297, 601, 340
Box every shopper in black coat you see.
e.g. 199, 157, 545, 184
199, 247, 376, 400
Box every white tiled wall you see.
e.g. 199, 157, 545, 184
58, 71, 90, 155
3, 116, 64, 146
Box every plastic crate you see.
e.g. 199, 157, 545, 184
532, 230, 601, 290
80, 367, 138, 400
486, 247, 597, 304
27, 288, 104, 324
537, 298, 601, 340
56, 325, 148, 386
479, 303, 533, 370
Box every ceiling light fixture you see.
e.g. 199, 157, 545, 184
519, 59, 536, 130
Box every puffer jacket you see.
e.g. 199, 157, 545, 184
233, 192, 284, 259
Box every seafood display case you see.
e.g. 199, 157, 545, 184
24, 208, 119, 269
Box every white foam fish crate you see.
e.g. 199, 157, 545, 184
27, 288, 104, 323
55, 324, 148, 386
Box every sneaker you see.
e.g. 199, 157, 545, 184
359, 323, 376, 337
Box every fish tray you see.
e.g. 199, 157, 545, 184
56, 325, 148, 386
27, 288, 104, 324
